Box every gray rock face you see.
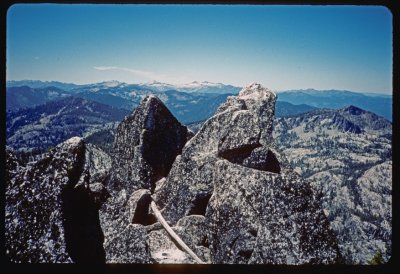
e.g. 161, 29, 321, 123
153, 83, 340, 264
104, 224, 152, 263
207, 160, 340, 264
99, 186, 153, 263
5, 137, 106, 263
99, 96, 193, 263
85, 143, 112, 178
110, 95, 193, 193
153, 83, 280, 223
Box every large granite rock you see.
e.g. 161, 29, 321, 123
5, 137, 106, 263
110, 95, 192, 193
206, 160, 340, 264
98, 185, 154, 263
153, 83, 282, 223
153, 83, 341, 264
99, 95, 192, 263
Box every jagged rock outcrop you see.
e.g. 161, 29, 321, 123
5, 137, 107, 263
98, 185, 154, 263
153, 83, 341, 263
207, 160, 339, 264
153, 83, 285, 223
110, 95, 193, 193
99, 96, 192, 263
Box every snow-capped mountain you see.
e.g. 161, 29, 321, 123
80, 80, 127, 92
138, 80, 241, 94
137, 81, 176, 92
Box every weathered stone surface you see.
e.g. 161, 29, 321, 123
172, 215, 211, 263
110, 95, 192, 194
99, 95, 193, 263
85, 143, 112, 177
147, 215, 211, 264
99, 188, 130, 262
105, 224, 152, 263
175, 215, 208, 247
99, 187, 153, 263
5, 137, 106, 263
153, 83, 279, 224
206, 160, 340, 264
88, 182, 110, 208
152, 83, 340, 264
154, 155, 216, 223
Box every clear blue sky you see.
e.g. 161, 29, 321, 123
7, 4, 392, 93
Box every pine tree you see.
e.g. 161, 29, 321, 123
368, 250, 384, 265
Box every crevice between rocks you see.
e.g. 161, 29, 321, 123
188, 193, 213, 216
132, 194, 157, 226
61, 184, 106, 263
61, 147, 106, 263
218, 144, 281, 174
218, 143, 262, 164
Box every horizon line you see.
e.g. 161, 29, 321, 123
5, 78, 393, 95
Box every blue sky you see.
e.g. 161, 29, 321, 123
7, 4, 392, 93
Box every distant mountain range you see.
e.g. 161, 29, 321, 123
277, 89, 392, 121
6, 80, 81, 90
6, 95, 320, 154
6, 80, 392, 122
275, 101, 317, 117
6, 81, 236, 124
6, 97, 129, 152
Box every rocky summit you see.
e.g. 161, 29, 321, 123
153, 82, 340, 263
153, 83, 279, 223
99, 95, 193, 263
6, 83, 364, 264
110, 95, 192, 193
